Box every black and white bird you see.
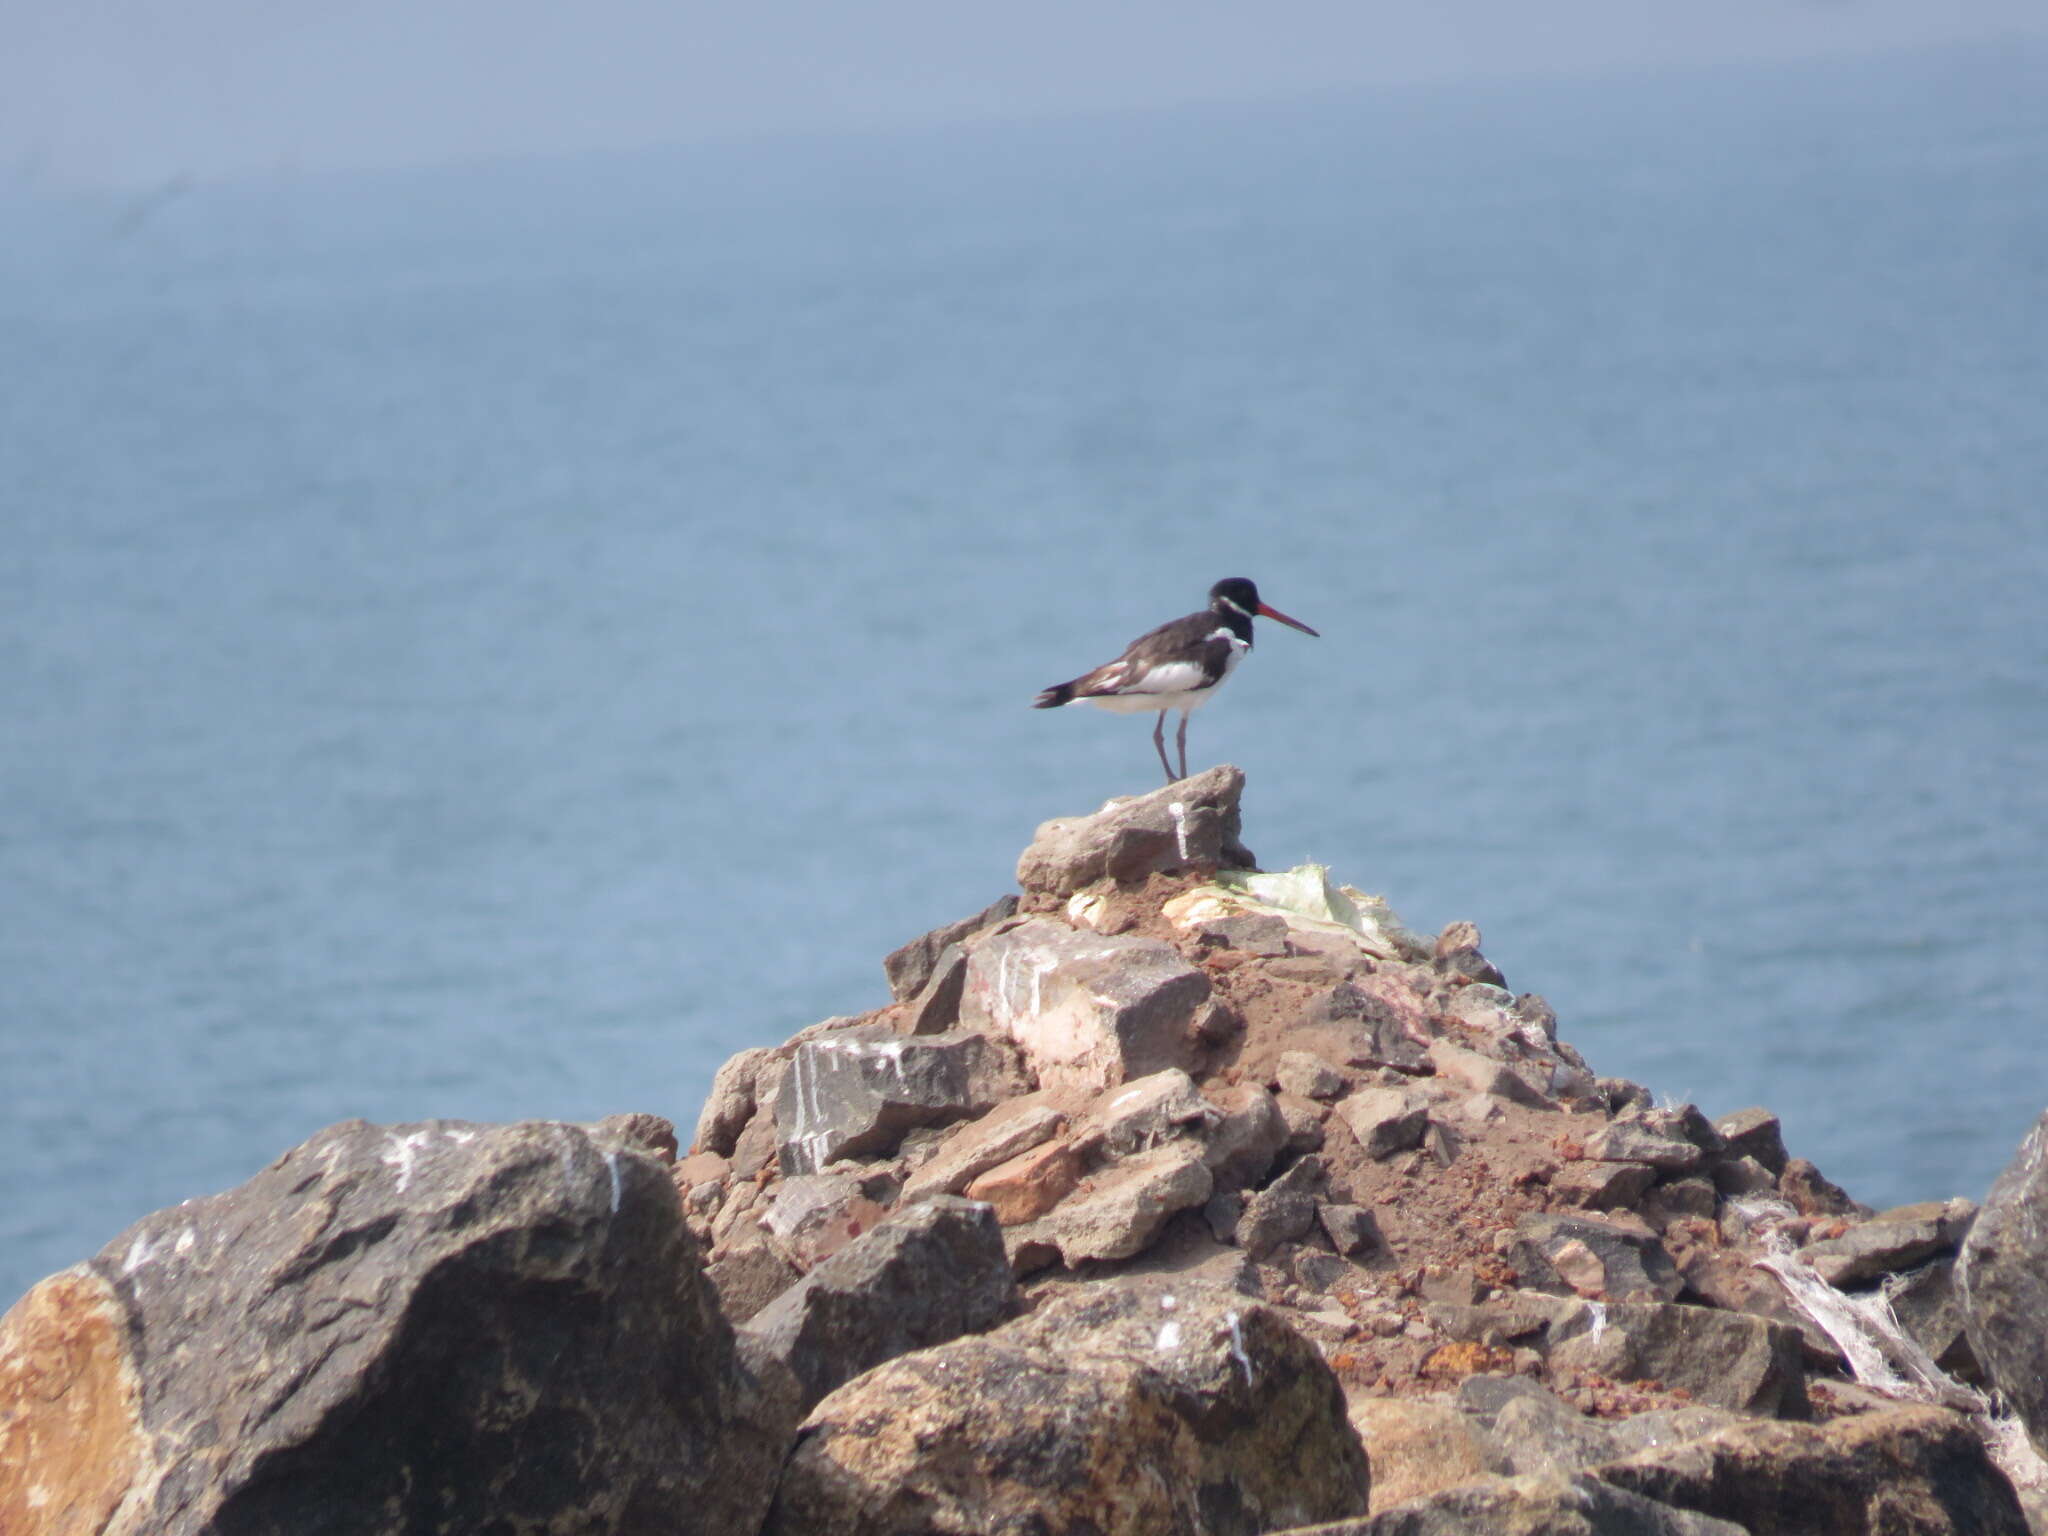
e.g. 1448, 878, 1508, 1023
1032, 577, 1320, 784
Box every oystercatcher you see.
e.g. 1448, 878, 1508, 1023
1033, 577, 1320, 783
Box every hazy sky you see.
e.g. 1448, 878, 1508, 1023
7, 0, 2046, 186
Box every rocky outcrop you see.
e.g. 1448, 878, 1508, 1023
8, 766, 2038, 1534
0, 1117, 795, 1536
763, 1278, 1369, 1536
1960, 1108, 2048, 1458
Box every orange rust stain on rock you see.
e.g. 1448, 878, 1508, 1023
0, 1267, 144, 1536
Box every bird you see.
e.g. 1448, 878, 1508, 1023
1032, 577, 1319, 784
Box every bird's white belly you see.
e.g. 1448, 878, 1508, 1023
1083, 686, 1217, 715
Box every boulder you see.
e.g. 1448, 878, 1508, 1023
960, 918, 1211, 1092
1015, 764, 1255, 897
1795, 1198, 1975, 1287
1712, 1107, 1789, 1175
1551, 1161, 1657, 1211
882, 893, 1019, 1001
1346, 1398, 1494, 1511
1042, 1140, 1216, 1266
965, 1139, 1086, 1224
1886, 1256, 1979, 1381
0, 1118, 795, 1536
1506, 1213, 1682, 1305
1090, 1068, 1221, 1154
762, 1278, 1369, 1536
1543, 1300, 1808, 1417
1203, 1082, 1291, 1191
1958, 1106, 2048, 1458
1584, 1111, 1704, 1173
693, 1045, 777, 1155
1779, 1157, 1861, 1217
1320, 1203, 1383, 1257
775, 1024, 1026, 1174
1428, 1040, 1554, 1109
1237, 1156, 1325, 1260
1315, 1470, 1748, 1534
1276, 1050, 1349, 1101
1335, 1087, 1431, 1160
898, 1091, 1071, 1204
741, 1195, 1014, 1411
1596, 1405, 2029, 1536
759, 1171, 891, 1267
1294, 981, 1432, 1074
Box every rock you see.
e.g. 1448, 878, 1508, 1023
1203, 1082, 1292, 1190
1195, 910, 1295, 956
1887, 1256, 1979, 1381
965, 1138, 1085, 1224
1959, 1107, 2048, 1458
1639, 1104, 1725, 1160
1597, 1405, 2029, 1536
1347, 1398, 1494, 1510
1796, 1197, 1976, 1287
1639, 1176, 1718, 1228
900, 943, 969, 1034
1712, 1106, 1789, 1176
591, 1111, 679, 1161
1551, 1161, 1657, 1211
1015, 764, 1255, 898
760, 1171, 890, 1267
1779, 1156, 1861, 1217
0, 1118, 795, 1536
706, 1236, 803, 1324
1335, 1087, 1431, 1160
1297, 980, 1432, 1074
1321, 1202, 1384, 1257
1432, 921, 1509, 989
775, 1024, 1025, 1174
763, 1278, 1368, 1535
1584, 1110, 1704, 1172
694, 1045, 777, 1155
1485, 1387, 1638, 1477
1334, 1470, 1749, 1534
1278, 1093, 1329, 1154
1597, 1078, 1655, 1115
1043, 1140, 1215, 1265
1507, 1213, 1683, 1304
1710, 1155, 1777, 1199
961, 918, 1211, 1092
882, 892, 1019, 1000
1090, 1067, 1220, 1154
1544, 1300, 1808, 1416
1277, 1049, 1350, 1100
1428, 1040, 1554, 1109
898, 1091, 1070, 1204
1237, 1156, 1325, 1260
741, 1195, 1015, 1411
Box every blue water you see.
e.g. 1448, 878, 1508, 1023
5, 45, 2046, 1308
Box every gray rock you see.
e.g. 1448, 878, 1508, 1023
1429, 1039, 1555, 1109
1014, 764, 1255, 898
1710, 1155, 1777, 1199
763, 1277, 1367, 1536
0, 1118, 796, 1536
1335, 1086, 1430, 1159
1320, 1202, 1383, 1257
900, 942, 969, 1034
1959, 1107, 2048, 1458
1297, 980, 1432, 1073
741, 1195, 1015, 1410
1202, 1081, 1291, 1190
759, 1171, 889, 1266
1090, 1067, 1220, 1154
693, 1045, 777, 1156
1043, 1139, 1215, 1265
1551, 1161, 1658, 1211
1796, 1197, 1976, 1287
775, 1024, 1026, 1174
882, 892, 1018, 1001
1545, 1299, 1808, 1416
1277, 1093, 1329, 1154
1712, 1106, 1789, 1175
1584, 1110, 1705, 1172
706, 1236, 803, 1325
960, 918, 1211, 1092
1329, 1470, 1746, 1534
1276, 1049, 1349, 1100
1639, 1176, 1718, 1227
1507, 1213, 1683, 1304
1887, 1256, 1979, 1381
1597, 1405, 2029, 1536
1238, 1156, 1325, 1259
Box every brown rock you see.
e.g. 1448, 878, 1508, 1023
1335, 1087, 1430, 1160
1044, 1140, 1215, 1265
1014, 764, 1255, 898
966, 1139, 1085, 1225
898, 1092, 1071, 1205
0, 1269, 142, 1536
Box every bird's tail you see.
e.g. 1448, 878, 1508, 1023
1032, 681, 1077, 709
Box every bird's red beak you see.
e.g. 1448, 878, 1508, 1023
1257, 602, 1320, 638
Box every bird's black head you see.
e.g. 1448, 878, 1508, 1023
1207, 577, 1320, 637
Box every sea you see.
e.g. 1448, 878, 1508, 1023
4, 43, 2045, 1308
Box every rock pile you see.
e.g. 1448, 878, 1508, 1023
4, 765, 2044, 1534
